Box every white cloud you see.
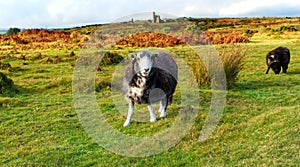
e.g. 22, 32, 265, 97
219, 0, 300, 17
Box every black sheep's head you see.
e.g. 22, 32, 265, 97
270, 61, 281, 74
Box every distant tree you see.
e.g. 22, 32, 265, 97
6, 28, 21, 35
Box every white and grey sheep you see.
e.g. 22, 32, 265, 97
121, 50, 178, 126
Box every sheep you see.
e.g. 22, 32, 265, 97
121, 50, 178, 126
266, 46, 290, 74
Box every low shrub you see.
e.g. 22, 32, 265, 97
100, 52, 124, 66
267, 25, 299, 33
70, 51, 76, 57
0, 62, 12, 70
95, 80, 111, 92
244, 29, 258, 36
279, 25, 298, 32
0, 72, 15, 94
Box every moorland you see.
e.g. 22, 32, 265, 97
0, 17, 299, 166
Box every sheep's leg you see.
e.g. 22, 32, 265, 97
159, 98, 168, 118
148, 103, 156, 122
266, 66, 271, 74
123, 101, 134, 127
282, 65, 288, 73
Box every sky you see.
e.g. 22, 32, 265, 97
0, 0, 300, 29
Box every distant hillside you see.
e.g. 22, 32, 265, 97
1, 17, 300, 49
0, 30, 7, 35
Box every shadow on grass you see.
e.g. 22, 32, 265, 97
234, 74, 300, 91
285, 70, 300, 75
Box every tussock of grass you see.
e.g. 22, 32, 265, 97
0, 72, 15, 94
190, 44, 247, 88
219, 44, 247, 87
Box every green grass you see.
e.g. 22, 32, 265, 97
1, 22, 300, 166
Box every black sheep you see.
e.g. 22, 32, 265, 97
266, 46, 290, 74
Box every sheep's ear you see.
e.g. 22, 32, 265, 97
130, 53, 136, 60
151, 53, 158, 59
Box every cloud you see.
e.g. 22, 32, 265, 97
0, 1, 49, 27
219, 0, 300, 17
0, 0, 191, 28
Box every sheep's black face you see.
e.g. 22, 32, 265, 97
270, 62, 281, 74
131, 51, 157, 77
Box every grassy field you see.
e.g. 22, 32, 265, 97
0, 18, 300, 166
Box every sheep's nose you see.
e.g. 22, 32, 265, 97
144, 68, 149, 72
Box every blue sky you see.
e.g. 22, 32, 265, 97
0, 0, 300, 29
